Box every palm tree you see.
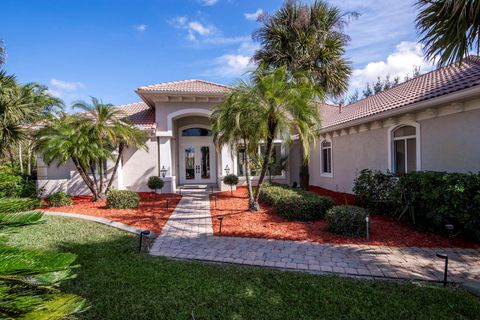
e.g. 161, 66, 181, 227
211, 82, 267, 211
0, 39, 5, 65
0, 209, 87, 318
248, 66, 321, 209
253, 0, 353, 189
416, 0, 480, 65
37, 98, 148, 200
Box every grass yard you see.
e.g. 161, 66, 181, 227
9, 216, 480, 320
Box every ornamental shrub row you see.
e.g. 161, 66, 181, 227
0, 166, 37, 198
325, 205, 368, 237
48, 192, 73, 207
106, 190, 140, 209
259, 184, 334, 221
353, 169, 480, 242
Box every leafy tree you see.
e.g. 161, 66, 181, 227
416, 0, 480, 65
373, 77, 383, 94
362, 84, 373, 98
0, 210, 87, 318
36, 99, 148, 200
253, 0, 354, 189
211, 82, 266, 210
347, 89, 359, 104
249, 66, 321, 210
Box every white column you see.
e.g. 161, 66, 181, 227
159, 136, 176, 193
219, 145, 235, 191
117, 157, 124, 189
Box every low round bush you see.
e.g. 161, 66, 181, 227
147, 176, 164, 192
260, 184, 335, 221
106, 190, 140, 209
326, 205, 368, 237
223, 174, 239, 186
0, 198, 41, 214
48, 192, 72, 207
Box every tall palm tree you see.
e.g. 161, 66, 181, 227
248, 66, 321, 209
37, 98, 148, 200
416, 0, 480, 65
211, 82, 267, 211
253, 0, 353, 189
0, 39, 5, 65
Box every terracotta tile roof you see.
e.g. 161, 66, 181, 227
116, 102, 155, 130
137, 79, 231, 94
320, 56, 480, 129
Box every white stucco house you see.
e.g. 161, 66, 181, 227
37, 57, 480, 195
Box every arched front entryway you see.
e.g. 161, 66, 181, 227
178, 124, 217, 185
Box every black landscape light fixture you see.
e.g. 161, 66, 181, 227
436, 251, 449, 287
160, 166, 167, 178
139, 230, 151, 253
217, 216, 224, 234
166, 198, 169, 210
224, 164, 230, 175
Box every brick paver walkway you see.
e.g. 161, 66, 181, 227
150, 191, 480, 283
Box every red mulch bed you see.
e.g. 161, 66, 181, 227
210, 188, 479, 248
44, 192, 181, 234
308, 186, 356, 205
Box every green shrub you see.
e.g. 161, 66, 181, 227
0, 166, 37, 198
0, 198, 41, 214
48, 192, 72, 207
352, 169, 398, 214
260, 184, 334, 221
223, 174, 239, 186
326, 205, 368, 237
353, 169, 480, 242
106, 190, 140, 209
147, 176, 164, 192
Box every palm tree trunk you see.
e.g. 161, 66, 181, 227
299, 140, 309, 190
89, 162, 100, 200
7, 147, 15, 170
18, 143, 23, 175
253, 120, 277, 209
71, 157, 98, 199
26, 144, 32, 176
98, 159, 104, 196
106, 143, 124, 193
242, 137, 256, 211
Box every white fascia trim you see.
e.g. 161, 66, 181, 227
319, 85, 480, 134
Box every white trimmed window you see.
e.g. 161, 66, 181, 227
321, 140, 333, 177
392, 125, 418, 174
237, 143, 284, 177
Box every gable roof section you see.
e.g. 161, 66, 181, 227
116, 101, 155, 130
137, 79, 231, 94
321, 56, 480, 129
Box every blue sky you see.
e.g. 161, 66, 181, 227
0, 0, 431, 108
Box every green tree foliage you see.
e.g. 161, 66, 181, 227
0, 210, 86, 318
36, 98, 148, 200
416, 0, 480, 65
253, 0, 354, 189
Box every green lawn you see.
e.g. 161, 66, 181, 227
9, 216, 480, 320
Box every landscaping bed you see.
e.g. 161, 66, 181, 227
210, 188, 479, 248
44, 192, 181, 233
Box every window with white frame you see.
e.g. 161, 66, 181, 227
237, 143, 283, 177
392, 125, 417, 174
321, 140, 332, 176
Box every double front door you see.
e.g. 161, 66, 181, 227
179, 143, 216, 184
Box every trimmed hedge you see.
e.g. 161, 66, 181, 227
353, 170, 480, 242
106, 190, 140, 209
0, 198, 41, 214
260, 184, 334, 221
326, 205, 368, 237
48, 192, 72, 207
147, 176, 164, 192
223, 174, 239, 186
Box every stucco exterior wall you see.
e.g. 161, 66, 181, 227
122, 137, 158, 192
154, 102, 214, 133
420, 107, 480, 172
309, 127, 389, 193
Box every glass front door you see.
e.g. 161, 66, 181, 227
181, 143, 215, 184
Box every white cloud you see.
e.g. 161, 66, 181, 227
201, 0, 218, 5
46, 88, 62, 98
50, 79, 85, 91
350, 41, 433, 89
245, 9, 264, 21
207, 39, 259, 78
134, 24, 147, 32
172, 17, 213, 42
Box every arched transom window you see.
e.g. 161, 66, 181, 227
392, 125, 417, 174
181, 128, 212, 136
